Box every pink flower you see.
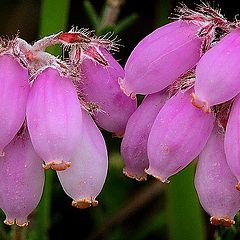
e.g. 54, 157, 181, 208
57, 110, 108, 208
195, 125, 240, 227
0, 54, 29, 155
0, 131, 44, 226
26, 67, 83, 171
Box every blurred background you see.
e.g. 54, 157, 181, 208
1, 0, 240, 239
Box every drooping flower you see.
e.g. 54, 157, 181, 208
121, 91, 168, 181
146, 89, 215, 182
193, 28, 240, 111
57, 110, 108, 208
26, 67, 83, 171
195, 125, 240, 227
0, 54, 29, 156
119, 21, 202, 96
224, 94, 240, 190
78, 47, 137, 136
0, 130, 44, 226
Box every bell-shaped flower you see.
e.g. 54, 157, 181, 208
224, 94, 240, 190
0, 54, 29, 155
146, 89, 215, 182
79, 47, 137, 136
195, 125, 240, 227
120, 21, 202, 96
193, 28, 240, 111
121, 91, 168, 181
57, 110, 108, 208
0, 131, 44, 226
26, 67, 82, 171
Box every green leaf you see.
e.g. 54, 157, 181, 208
115, 13, 138, 34
83, 0, 100, 29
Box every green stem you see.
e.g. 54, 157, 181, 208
167, 161, 206, 240
35, 1, 71, 239
11, 225, 26, 240
39, 0, 71, 55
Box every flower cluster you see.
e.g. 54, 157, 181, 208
0, 30, 136, 226
120, 3, 240, 227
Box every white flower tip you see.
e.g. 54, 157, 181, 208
42, 161, 71, 171
144, 168, 170, 183
71, 198, 98, 209
123, 167, 147, 181
118, 77, 136, 99
4, 218, 29, 227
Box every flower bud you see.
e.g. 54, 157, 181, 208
195, 126, 240, 227
193, 28, 240, 110
224, 94, 240, 190
0, 54, 29, 155
121, 91, 168, 181
57, 110, 108, 209
120, 21, 201, 96
79, 47, 137, 136
26, 67, 82, 171
146, 89, 215, 182
0, 131, 44, 227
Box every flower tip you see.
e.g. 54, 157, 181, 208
118, 77, 136, 99
144, 168, 170, 183
236, 182, 240, 191
4, 218, 29, 227
112, 132, 124, 138
4, 218, 14, 226
42, 161, 71, 171
210, 216, 235, 227
123, 167, 147, 181
16, 220, 29, 227
191, 92, 211, 113
71, 198, 98, 209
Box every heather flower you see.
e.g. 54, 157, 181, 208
57, 110, 108, 209
77, 46, 137, 136
193, 28, 240, 111
224, 94, 240, 190
195, 125, 240, 227
119, 20, 202, 96
0, 131, 44, 226
26, 67, 83, 171
0, 29, 132, 226
0, 54, 29, 156
121, 91, 168, 181
146, 89, 215, 182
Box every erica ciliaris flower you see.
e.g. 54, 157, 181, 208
120, 2, 240, 227
0, 28, 133, 226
